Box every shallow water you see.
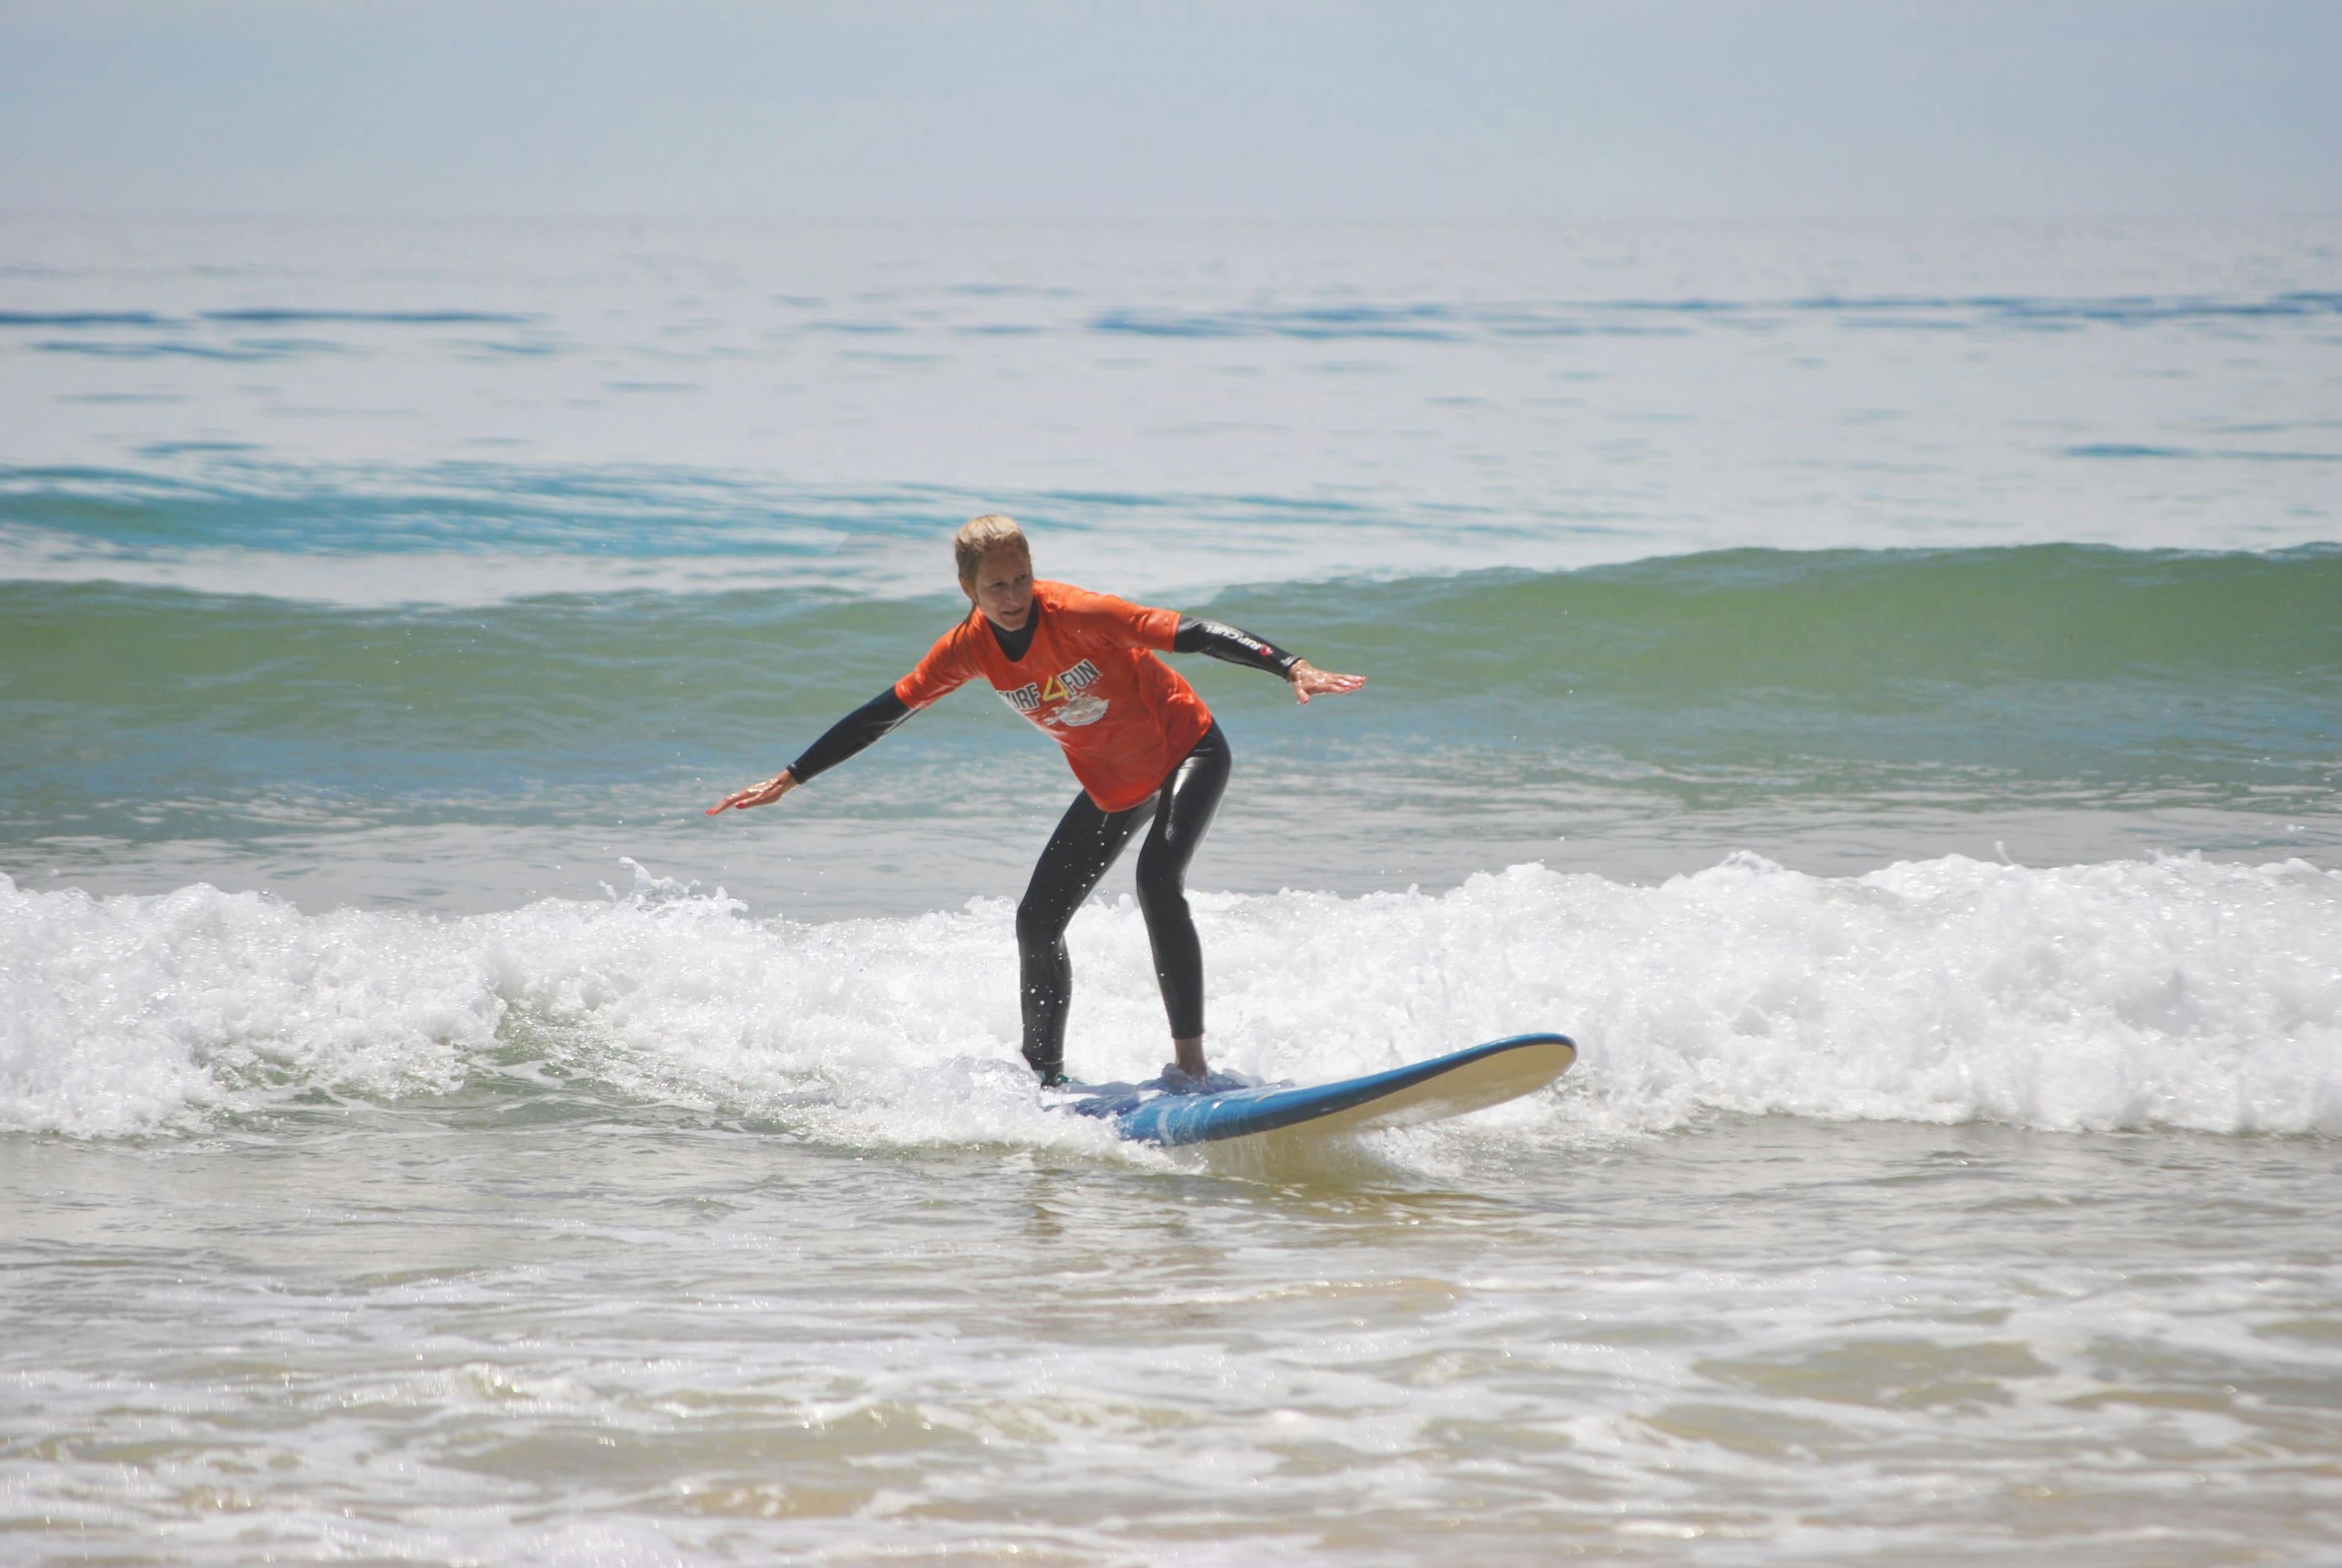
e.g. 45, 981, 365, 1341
7, 1112, 2338, 1565
4, 214, 2340, 1562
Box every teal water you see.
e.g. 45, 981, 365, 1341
4, 216, 2340, 1564
4, 543, 2335, 913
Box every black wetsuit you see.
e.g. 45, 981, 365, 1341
785, 609, 1300, 1082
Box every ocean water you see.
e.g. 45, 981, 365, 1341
4, 214, 2340, 1564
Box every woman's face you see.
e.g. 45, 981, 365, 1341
964, 546, 1034, 630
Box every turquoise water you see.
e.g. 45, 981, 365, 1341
4, 216, 2340, 1564
5, 543, 2338, 915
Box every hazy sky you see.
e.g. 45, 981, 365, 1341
5, 1, 2338, 220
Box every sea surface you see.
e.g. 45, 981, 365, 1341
4, 214, 2340, 1564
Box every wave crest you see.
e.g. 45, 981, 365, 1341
6, 854, 2336, 1143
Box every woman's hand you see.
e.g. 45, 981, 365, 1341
706, 768, 799, 815
1287, 660, 1365, 705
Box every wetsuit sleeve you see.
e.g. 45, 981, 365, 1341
788, 688, 914, 784
1172, 615, 1301, 677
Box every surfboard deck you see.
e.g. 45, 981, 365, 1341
1062, 1033, 1575, 1147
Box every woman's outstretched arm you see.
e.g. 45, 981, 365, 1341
706, 687, 915, 814
1171, 616, 1366, 705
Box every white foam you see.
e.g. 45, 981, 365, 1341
4, 854, 2337, 1141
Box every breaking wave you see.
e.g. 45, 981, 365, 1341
7, 853, 2336, 1142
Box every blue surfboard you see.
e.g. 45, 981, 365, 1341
1065, 1033, 1575, 1147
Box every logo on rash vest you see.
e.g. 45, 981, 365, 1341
999, 659, 1108, 728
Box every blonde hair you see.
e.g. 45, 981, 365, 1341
953, 513, 1029, 585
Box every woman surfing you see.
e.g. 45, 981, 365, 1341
708, 514, 1365, 1088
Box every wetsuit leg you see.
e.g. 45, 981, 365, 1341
1016, 792, 1147, 1082
1134, 722, 1231, 1042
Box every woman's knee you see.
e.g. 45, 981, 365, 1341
1016, 893, 1072, 949
1133, 854, 1189, 926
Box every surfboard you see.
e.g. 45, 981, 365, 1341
1065, 1032, 1575, 1146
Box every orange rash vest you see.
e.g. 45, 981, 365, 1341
893, 580, 1215, 813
